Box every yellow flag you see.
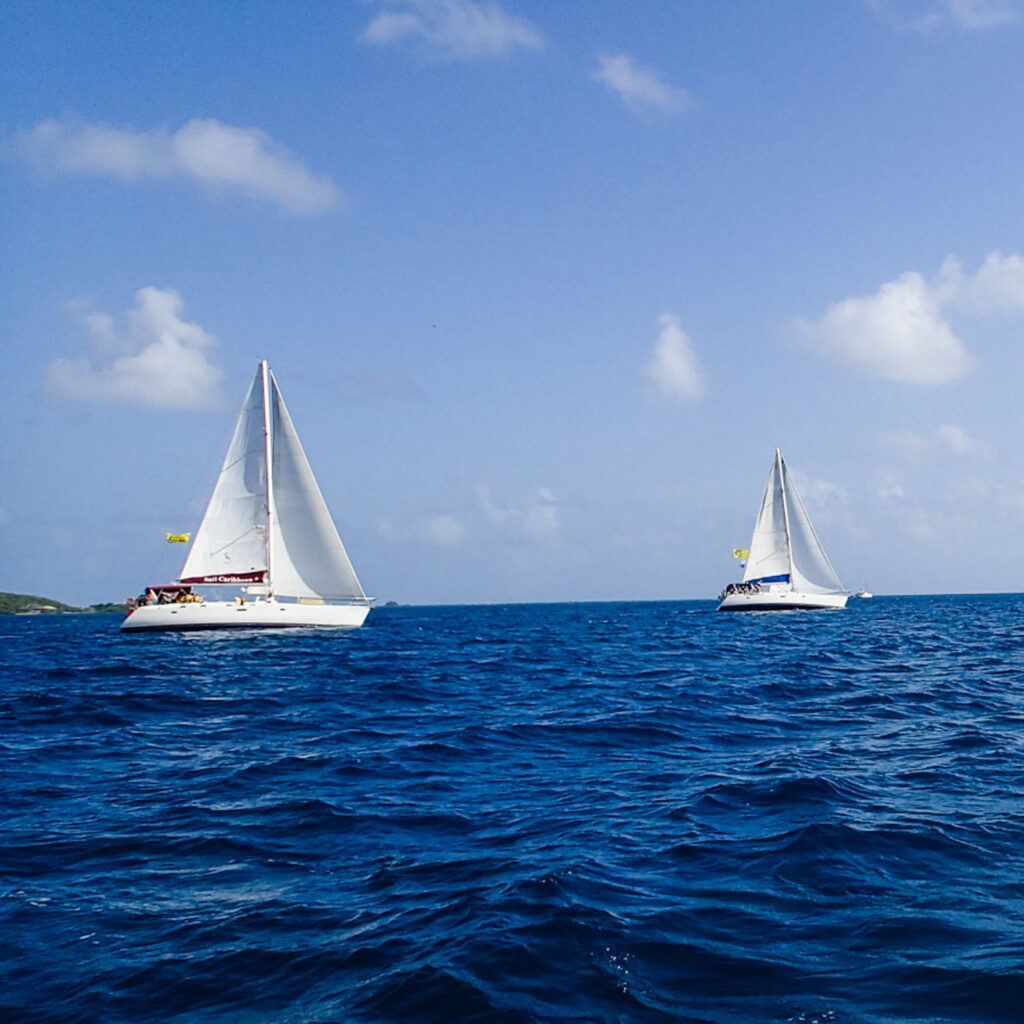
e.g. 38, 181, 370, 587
732, 548, 749, 560
166, 533, 191, 543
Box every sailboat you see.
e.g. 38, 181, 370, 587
122, 361, 371, 633
717, 449, 848, 612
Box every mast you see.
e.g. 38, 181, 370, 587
260, 360, 274, 595
776, 449, 794, 586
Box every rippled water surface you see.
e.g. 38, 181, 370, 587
5, 596, 1024, 1022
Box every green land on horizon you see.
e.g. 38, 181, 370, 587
0, 591, 126, 615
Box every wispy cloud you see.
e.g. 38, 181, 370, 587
592, 54, 694, 114
791, 473, 850, 511
644, 313, 705, 403
421, 513, 468, 545
47, 287, 222, 409
880, 424, 987, 456
11, 118, 340, 214
938, 252, 1024, 314
362, 0, 544, 59
868, 0, 1021, 31
478, 485, 560, 541
794, 252, 1024, 385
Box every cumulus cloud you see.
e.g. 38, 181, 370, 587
362, 0, 544, 59
795, 270, 972, 385
794, 252, 1024, 386
644, 313, 704, 402
478, 485, 560, 540
11, 118, 340, 214
592, 54, 693, 113
47, 287, 222, 409
869, 0, 1022, 30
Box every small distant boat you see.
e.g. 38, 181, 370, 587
855, 590, 873, 599
122, 361, 371, 633
718, 449, 848, 612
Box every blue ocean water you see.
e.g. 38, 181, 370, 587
4, 596, 1024, 1023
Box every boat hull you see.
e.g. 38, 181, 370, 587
121, 600, 370, 633
717, 590, 848, 612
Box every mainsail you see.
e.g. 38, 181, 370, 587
179, 362, 366, 601
740, 450, 843, 594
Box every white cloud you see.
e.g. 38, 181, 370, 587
869, 0, 1021, 30
47, 287, 222, 409
794, 252, 1024, 385
880, 429, 933, 456
939, 252, 1024, 314
362, 0, 544, 59
937, 424, 983, 454
478, 485, 560, 540
421, 513, 468, 545
12, 118, 339, 214
949, 0, 1022, 27
792, 473, 850, 510
880, 424, 986, 456
875, 470, 907, 501
644, 313, 705, 402
795, 270, 972, 385
592, 54, 693, 113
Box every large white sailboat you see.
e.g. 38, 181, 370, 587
718, 449, 848, 612
122, 361, 370, 633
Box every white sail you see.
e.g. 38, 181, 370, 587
267, 372, 367, 601
739, 449, 843, 593
741, 454, 790, 584
718, 449, 847, 612
179, 374, 268, 585
124, 360, 370, 633
782, 459, 844, 594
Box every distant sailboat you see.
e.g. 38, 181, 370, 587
122, 361, 370, 632
718, 449, 848, 612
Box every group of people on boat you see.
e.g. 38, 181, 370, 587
720, 581, 762, 599
126, 586, 199, 610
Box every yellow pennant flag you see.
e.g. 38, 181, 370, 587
732, 548, 749, 560
166, 533, 191, 543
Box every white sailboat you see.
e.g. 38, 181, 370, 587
122, 361, 371, 633
717, 449, 848, 612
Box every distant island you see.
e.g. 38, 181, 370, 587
0, 591, 126, 615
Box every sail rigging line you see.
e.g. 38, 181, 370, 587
776, 449, 795, 583
261, 360, 274, 597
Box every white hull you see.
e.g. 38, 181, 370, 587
121, 599, 370, 633
717, 588, 848, 612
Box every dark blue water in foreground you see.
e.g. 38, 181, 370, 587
5, 596, 1024, 1023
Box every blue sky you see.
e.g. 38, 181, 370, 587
4, 0, 1024, 605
